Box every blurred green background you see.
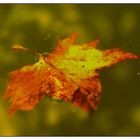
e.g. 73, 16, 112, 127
0, 4, 140, 136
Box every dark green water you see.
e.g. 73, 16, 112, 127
0, 4, 140, 136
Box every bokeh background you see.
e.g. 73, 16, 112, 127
0, 4, 140, 136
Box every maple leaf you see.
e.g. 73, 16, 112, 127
3, 33, 140, 116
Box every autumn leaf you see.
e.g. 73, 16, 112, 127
3, 33, 140, 116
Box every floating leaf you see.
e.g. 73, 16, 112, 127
3, 33, 140, 116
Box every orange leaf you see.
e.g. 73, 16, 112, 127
3, 33, 140, 116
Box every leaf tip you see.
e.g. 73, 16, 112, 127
88, 39, 100, 48
61, 32, 79, 45
8, 107, 16, 118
